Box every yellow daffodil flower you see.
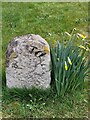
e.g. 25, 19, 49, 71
68, 57, 72, 65
77, 33, 86, 39
79, 45, 86, 50
65, 61, 68, 71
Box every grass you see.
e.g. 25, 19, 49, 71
2, 2, 88, 63
2, 87, 88, 118
1, 2, 89, 118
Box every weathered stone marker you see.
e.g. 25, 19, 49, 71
6, 34, 51, 88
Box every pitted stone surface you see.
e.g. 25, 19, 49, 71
6, 34, 51, 88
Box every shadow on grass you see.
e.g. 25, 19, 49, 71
2, 87, 56, 103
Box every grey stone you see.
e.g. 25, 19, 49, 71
6, 34, 51, 89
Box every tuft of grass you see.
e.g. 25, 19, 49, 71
2, 87, 88, 118
2, 87, 54, 103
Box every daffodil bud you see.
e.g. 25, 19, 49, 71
79, 45, 86, 50
77, 33, 86, 39
68, 57, 72, 65
65, 32, 71, 37
65, 61, 68, 71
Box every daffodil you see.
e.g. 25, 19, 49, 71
76, 34, 79, 39
65, 32, 71, 37
65, 61, 68, 71
79, 45, 86, 50
77, 33, 86, 39
68, 57, 72, 65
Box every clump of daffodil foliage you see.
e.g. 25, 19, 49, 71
50, 29, 89, 97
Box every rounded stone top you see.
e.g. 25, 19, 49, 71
6, 34, 51, 89
6, 34, 50, 67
